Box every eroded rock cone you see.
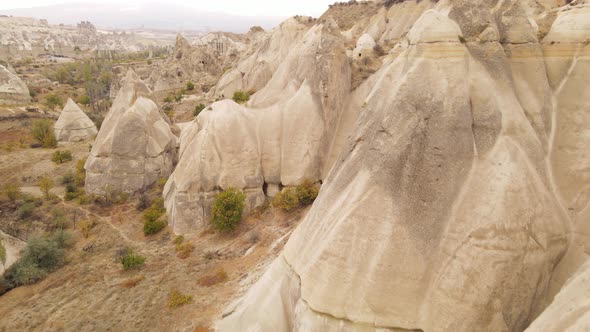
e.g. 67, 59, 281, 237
164, 18, 351, 235
85, 69, 178, 195
54, 98, 98, 142
218, 1, 590, 331
0, 64, 30, 105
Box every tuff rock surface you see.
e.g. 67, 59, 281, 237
85, 69, 178, 195
0, 64, 30, 105
217, 0, 590, 331
54, 98, 98, 142
164, 18, 351, 234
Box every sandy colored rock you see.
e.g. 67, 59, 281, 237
0, 231, 25, 275
526, 260, 590, 332
211, 17, 312, 99
164, 19, 351, 235
85, 69, 178, 195
0, 64, 30, 105
54, 98, 98, 142
218, 1, 590, 331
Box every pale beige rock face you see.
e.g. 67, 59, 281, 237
211, 17, 311, 99
218, 1, 590, 331
0, 231, 25, 275
164, 19, 351, 234
85, 69, 178, 195
526, 260, 590, 332
54, 98, 98, 142
0, 64, 30, 105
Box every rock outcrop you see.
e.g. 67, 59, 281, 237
526, 259, 590, 331
85, 69, 178, 195
164, 18, 351, 234
0, 231, 25, 275
54, 98, 98, 142
0, 16, 163, 59
0, 64, 30, 105
210, 17, 312, 99
149, 34, 242, 92
218, 1, 590, 331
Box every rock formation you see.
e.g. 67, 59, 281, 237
526, 259, 590, 331
217, 0, 590, 331
54, 98, 98, 142
0, 16, 164, 59
164, 18, 351, 234
210, 17, 313, 99
0, 64, 30, 105
85, 69, 178, 195
149, 34, 242, 92
0, 231, 25, 275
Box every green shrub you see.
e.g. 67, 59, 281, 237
273, 187, 299, 211
77, 95, 90, 105
3, 182, 21, 202
143, 218, 167, 235
17, 202, 36, 220
30, 119, 57, 148
186, 81, 195, 91
295, 180, 319, 206
142, 198, 167, 235
210, 188, 246, 232
163, 95, 173, 103
74, 158, 86, 187
174, 90, 183, 102
232, 90, 250, 104
52, 209, 69, 229
1, 231, 72, 292
51, 150, 73, 164
44, 94, 63, 111
38, 176, 54, 199
51, 230, 75, 249
120, 248, 146, 270
193, 103, 206, 117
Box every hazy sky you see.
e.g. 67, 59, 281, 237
0, 0, 336, 17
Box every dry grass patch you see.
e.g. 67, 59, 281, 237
120, 276, 145, 288
167, 290, 193, 308
197, 268, 228, 287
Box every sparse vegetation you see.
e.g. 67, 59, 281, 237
193, 103, 206, 117
2, 182, 21, 202
185, 81, 195, 91
197, 268, 228, 287
51, 150, 73, 164
44, 93, 63, 111
142, 198, 167, 235
167, 290, 193, 308
273, 187, 299, 211
120, 248, 146, 270
38, 176, 54, 199
30, 119, 57, 148
0, 231, 73, 295
210, 188, 246, 232
173, 236, 194, 259
77, 219, 93, 238
295, 180, 319, 205
232, 90, 250, 104
273, 180, 319, 211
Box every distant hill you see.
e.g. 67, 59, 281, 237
0, 3, 287, 33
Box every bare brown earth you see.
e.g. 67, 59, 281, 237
0, 190, 308, 331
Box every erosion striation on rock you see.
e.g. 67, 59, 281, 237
54, 98, 98, 142
85, 69, 178, 195
0, 64, 30, 105
217, 0, 590, 331
164, 17, 352, 235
